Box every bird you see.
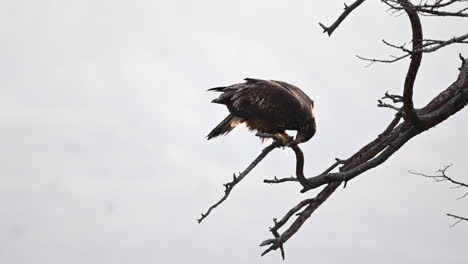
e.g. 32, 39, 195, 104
207, 78, 316, 145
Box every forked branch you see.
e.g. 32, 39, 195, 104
357, 33, 468, 66
409, 164, 468, 200
383, 0, 468, 17
260, 182, 340, 256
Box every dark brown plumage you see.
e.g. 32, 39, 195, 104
207, 78, 316, 145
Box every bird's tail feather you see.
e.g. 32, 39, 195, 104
207, 114, 241, 140
207, 87, 225, 92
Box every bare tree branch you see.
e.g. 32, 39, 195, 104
416, 6, 468, 16
260, 182, 341, 256
447, 214, 468, 227
261, 198, 316, 259
398, 0, 425, 127
378, 99, 402, 112
198, 140, 280, 223
417, 0, 465, 9
409, 164, 468, 188
409, 164, 468, 227
300, 56, 468, 191
383, 0, 468, 16
356, 54, 410, 67
264, 176, 298, 184
290, 144, 309, 186
457, 191, 468, 200
359, 33, 468, 65
411, 164, 467, 225
318, 0, 366, 36
383, 91, 405, 103
264, 158, 347, 185
198, 133, 306, 223
421, 33, 468, 52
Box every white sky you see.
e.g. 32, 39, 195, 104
1, 0, 467, 263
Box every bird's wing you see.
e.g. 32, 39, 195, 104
223, 78, 304, 127
271, 80, 314, 110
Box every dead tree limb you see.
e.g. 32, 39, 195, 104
264, 176, 298, 184
198, 133, 303, 223
260, 182, 340, 256
198, 140, 280, 223
318, 0, 366, 36
400, 0, 424, 127
357, 33, 468, 65
410, 164, 468, 190
383, 0, 468, 17
447, 214, 468, 227
411, 165, 467, 226
299, 55, 468, 191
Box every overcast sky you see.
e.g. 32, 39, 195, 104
1, 0, 467, 263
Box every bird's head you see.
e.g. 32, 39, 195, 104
294, 118, 316, 145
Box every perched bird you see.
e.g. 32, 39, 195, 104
207, 78, 316, 145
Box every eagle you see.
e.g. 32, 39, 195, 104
207, 78, 316, 145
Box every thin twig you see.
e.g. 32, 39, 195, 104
447, 214, 468, 227
409, 164, 468, 188
411, 164, 467, 226
356, 54, 410, 66
264, 176, 298, 184
457, 191, 468, 200
382, 91, 404, 103
357, 33, 468, 66
383, 0, 468, 16
378, 100, 402, 111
